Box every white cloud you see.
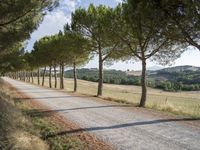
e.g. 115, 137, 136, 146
62, 0, 77, 11
26, 0, 77, 50
114, 0, 122, 3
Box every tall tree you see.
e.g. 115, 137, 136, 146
72, 4, 121, 96
64, 24, 90, 92
32, 37, 52, 86
113, 1, 185, 107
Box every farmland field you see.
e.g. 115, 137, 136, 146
33, 77, 200, 118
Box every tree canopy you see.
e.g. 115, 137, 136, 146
109, 0, 185, 106
0, 0, 58, 55
157, 0, 200, 51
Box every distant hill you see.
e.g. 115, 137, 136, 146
65, 68, 141, 85
125, 66, 163, 76
147, 66, 200, 91
126, 70, 141, 76
65, 66, 200, 91
147, 66, 163, 71
148, 65, 200, 81
158, 65, 200, 72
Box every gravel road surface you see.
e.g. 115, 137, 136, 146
3, 77, 200, 150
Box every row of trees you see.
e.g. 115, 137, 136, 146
24, 25, 89, 92
72, 0, 200, 107
2, 0, 200, 107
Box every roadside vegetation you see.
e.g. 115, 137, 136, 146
0, 79, 103, 150
0, 80, 48, 150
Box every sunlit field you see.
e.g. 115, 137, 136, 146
33, 77, 200, 118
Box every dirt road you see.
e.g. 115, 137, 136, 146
3, 77, 200, 150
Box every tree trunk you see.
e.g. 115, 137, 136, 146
31, 71, 34, 83
60, 63, 64, 89
19, 71, 22, 80
60, 64, 62, 89
28, 71, 31, 82
14, 72, 16, 79
54, 65, 57, 88
37, 69, 40, 85
20, 71, 23, 81
73, 62, 77, 92
42, 66, 46, 86
16, 72, 18, 79
21, 72, 23, 81
97, 52, 103, 96
62, 63, 64, 89
26, 71, 29, 82
49, 66, 52, 88
24, 71, 26, 82
27, 71, 29, 82
139, 58, 147, 107
17, 72, 19, 79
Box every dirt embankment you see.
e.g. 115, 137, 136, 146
0, 81, 48, 150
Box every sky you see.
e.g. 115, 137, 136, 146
25, 0, 200, 71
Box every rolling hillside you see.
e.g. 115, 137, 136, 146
148, 66, 200, 84
65, 66, 200, 91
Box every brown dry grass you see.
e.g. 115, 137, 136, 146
0, 79, 48, 150
33, 77, 200, 118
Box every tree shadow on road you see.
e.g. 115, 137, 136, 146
14, 96, 81, 101
22, 104, 133, 117
45, 118, 200, 139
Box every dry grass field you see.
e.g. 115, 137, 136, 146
33, 77, 200, 118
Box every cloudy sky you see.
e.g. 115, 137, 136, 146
26, 0, 200, 71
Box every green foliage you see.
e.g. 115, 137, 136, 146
72, 4, 122, 61
111, 0, 185, 64
0, 49, 27, 74
63, 24, 91, 67
157, 0, 200, 51
0, 0, 58, 55
31, 27, 90, 69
